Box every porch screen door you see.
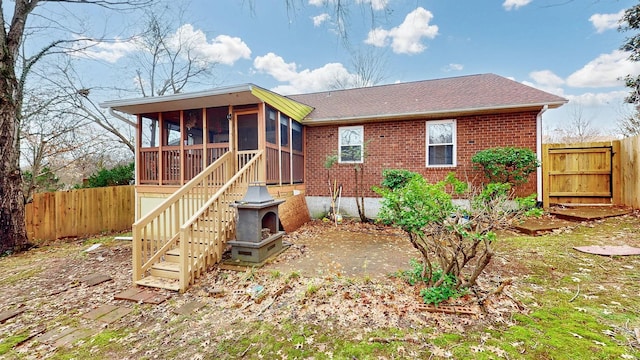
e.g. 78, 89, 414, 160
236, 113, 258, 150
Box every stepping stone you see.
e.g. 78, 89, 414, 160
114, 288, 141, 300
53, 327, 99, 347
82, 304, 118, 321
173, 301, 206, 315
114, 287, 170, 304
37, 326, 78, 345
96, 306, 132, 324
82, 304, 132, 324
0, 307, 24, 324
143, 293, 171, 305
81, 274, 112, 287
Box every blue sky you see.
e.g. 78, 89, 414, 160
61, 0, 640, 135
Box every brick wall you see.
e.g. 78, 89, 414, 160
304, 111, 539, 198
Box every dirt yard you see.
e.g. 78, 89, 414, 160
1, 214, 639, 359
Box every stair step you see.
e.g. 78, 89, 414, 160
135, 276, 180, 292
165, 249, 181, 263
150, 261, 180, 279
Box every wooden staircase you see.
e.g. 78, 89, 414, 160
136, 249, 182, 291
131, 150, 264, 292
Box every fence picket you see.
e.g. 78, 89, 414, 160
24, 185, 134, 242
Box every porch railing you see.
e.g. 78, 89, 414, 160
131, 149, 264, 291
179, 150, 264, 291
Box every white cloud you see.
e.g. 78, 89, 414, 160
69, 36, 138, 63
566, 90, 627, 107
520, 70, 566, 97
253, 53, 299, 82
253, 52, 359, 94
364, 7, 438, 54
72, 25, 252, 66
169, 24, 251, 66
443, 63, 464, 72
566, 50, 640, 88
313, 13, 330, 27
503, 0, 532, 11
308, 0, 325, 6
522, 80, 565, 98
530, 70, 565, 88
589, 10, 624, 33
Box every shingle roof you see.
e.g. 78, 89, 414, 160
288, 73, 567, 125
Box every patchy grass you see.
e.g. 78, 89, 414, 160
481, 216, 640, 359
1, 217, 639, 359
48, 329, 130, 360
0, 267, 43, 286
211, 321, 427, 359
0, 332, 30, 355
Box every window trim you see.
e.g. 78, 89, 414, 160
426, 119, 457, 167
338, 125, 364, 164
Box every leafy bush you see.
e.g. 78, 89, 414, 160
376, 171, 535, 304
22, 167, 63, 194
516, 193, 544, 217
471, 147, 539, 186
398, 259, 465, 306
84, 163, 134, 188
419, 272, 464, 306
380, 169, 420, 190
398, 258, 429, 286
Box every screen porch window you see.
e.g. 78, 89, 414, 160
266, 107, 277, 144
426, 120, 456, 167
141, 114, 159, 147
339, 126, 363, 163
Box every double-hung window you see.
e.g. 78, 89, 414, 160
338, 126, 363, 163
426, 120, 456, 167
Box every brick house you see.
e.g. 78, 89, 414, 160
289, 74, 567, 217
101, 73, 566, 291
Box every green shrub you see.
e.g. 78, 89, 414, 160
471, 147, 539, 186
84, 162, 134, 188
517, 193, 544, 217
380, 169, 420, 190
398, 259, 465, 306
419, 272, 465, 306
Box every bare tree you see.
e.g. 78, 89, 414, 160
550, 104, 601, 143
40, 61, 137, 153
132, 7, 217, 97
54, 6, 219, 157
331, 47, 388, 90
617, 107, 640, 137
0, 0, 151, 254
19, 85, 120, 201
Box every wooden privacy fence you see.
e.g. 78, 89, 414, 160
620, 135, 640, 209
25, 185, 135, 242
542, 136, 640, 208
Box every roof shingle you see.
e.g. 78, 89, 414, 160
287, 73, 567, 124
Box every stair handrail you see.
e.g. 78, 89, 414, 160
132, 151, 234, 282
133, 151, 233, 228
178, 150, 264, 291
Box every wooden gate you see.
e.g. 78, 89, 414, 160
542, 142, 621, 207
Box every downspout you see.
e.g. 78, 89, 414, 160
536, 105, 548, 204
109, 107, 139, 219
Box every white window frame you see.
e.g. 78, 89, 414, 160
338, 125, 364, 163
426, 119, 457, 167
